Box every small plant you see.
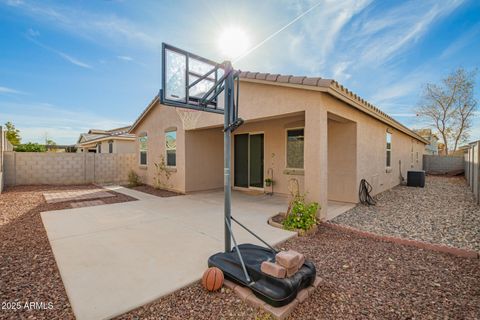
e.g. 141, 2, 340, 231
283, 194, 319, 231
153, 155, 172, 189
264, 178, 274, 187
128, 170, 142, 187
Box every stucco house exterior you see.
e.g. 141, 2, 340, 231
77, 126, 136, 154
129, 72, 427, 218
414, 128, 439, 155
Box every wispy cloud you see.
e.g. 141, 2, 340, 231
0, 101, 130, 144
0, 86, 25, 95
5, 0, 158, 49
25, 32, 93, 69
117, 55, 133, 61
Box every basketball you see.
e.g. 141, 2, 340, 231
201, 267, 224, 292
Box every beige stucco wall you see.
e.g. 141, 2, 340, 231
327, 117, 357, 203
130, 106, 186, 193
131, 80, 425, 217
91, 139, 135, 154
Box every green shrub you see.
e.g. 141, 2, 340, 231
14, 143, 46, 152
128, 170, 142, 187
283, 195, 319, 231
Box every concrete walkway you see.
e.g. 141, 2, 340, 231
41, 187, 296, 320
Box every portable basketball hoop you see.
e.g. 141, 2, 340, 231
176, 108, 201, 130
159, 43, 315, 308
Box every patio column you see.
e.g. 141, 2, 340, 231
304, 107, 328, 219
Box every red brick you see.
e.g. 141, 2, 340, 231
286, 265, 299, 277
264, 298, 299, 320
234, 285, 252, 301
276, 250, 300, 268
261, 261, 286, 278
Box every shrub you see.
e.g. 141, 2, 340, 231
14, 143, 46, 152
128, 170, 142, 187
283, 195, 319, 231
153, 155, 171, 190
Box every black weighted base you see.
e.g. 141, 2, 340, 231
208, 243, 316, 307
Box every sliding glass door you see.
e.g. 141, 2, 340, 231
234, 133, 264, 189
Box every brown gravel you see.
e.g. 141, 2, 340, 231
0, 185, 136, 320
333, 175, 480, 251
126, 185, 181, 197
118, 225, 480, 320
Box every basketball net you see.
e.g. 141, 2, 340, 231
176, 108, 201, 130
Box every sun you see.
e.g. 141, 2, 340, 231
218, 27, 250, 61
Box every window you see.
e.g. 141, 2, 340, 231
97, 143, 101, 154
139, 134, 148, 165
286, 128, 304, 169
386, 132, 392, 168
108, 140, 113, 154
165, 130, 176, 166
416, 151, 419, 163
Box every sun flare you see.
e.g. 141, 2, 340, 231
218, 27, 249, 60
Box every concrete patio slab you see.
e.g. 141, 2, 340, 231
43, 189, 114, 204
41, 188, 295, 320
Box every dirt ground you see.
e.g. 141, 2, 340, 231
1, 184, 478, 320
118, 225, 480, 320
333, 175, 480, 251
0, 185, 135, 320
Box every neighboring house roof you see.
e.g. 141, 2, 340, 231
129, 72, 429, 144
77, 126, 135, 147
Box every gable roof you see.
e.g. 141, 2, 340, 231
77, 126, 135, 146
129, 72, 428, 144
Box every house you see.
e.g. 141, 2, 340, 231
77, 126, 136, 153
413, 128, 439, 155
129, 72, 427, 218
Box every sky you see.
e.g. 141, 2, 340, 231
0, 0, 479, 145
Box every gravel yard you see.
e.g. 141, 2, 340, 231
0, 185, 135, 320
332, 175, 480, 251
1, 182, 479, 319
118, 225, 480, 320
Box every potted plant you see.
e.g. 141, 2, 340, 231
264, 178, 274, 187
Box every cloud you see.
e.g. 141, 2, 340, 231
0, 86, 25, 95
117, 55, 133, 61
25, 35, 93, 69
0, 101, 130, 144
440, 23, 480, 59
5, 0, 158, 49
26, 27, 39, 37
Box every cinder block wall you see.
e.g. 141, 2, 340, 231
3, 152, 136, 186
423, 155, 464, 174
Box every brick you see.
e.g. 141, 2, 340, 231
313, 277, 322, 288
296, 288, 309, 303
276, 251, 300, 268
264, 298, 298, 320
245, 293, 266, 308
234, 285, 252, 301
223, 279, 237, 290
261, 261, 286, 278
286, 265, 299, 277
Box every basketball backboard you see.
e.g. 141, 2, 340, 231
161, 43, 225, 113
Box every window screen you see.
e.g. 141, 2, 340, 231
287, 128, 304, 169
165, 131, 176, 166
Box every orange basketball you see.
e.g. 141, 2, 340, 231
201, 267, 224, 292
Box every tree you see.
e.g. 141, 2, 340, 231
15, 143, 46, 152
4, 121, 21, 145
416, 68, 478, 155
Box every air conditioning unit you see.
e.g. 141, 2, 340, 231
407, 170, 425, 188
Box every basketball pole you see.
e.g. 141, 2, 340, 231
224, 60, 234, 253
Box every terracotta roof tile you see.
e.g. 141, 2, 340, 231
302, 77, 322, 86
246, 72, 258, 79
277, 75, 292, 83
266, 74, 280, 81
256, 73, 269, 80
290, 76, 306, 84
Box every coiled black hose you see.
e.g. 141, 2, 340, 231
359, 179, 376, 205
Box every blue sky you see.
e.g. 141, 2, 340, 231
0, 0, 479, 145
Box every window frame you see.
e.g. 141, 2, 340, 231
108, 140, 113, 154
386, 131, 392, 169
139, 133, 148, 166
165, 130, 177, 167
97, 143, 102, 154
285, 127, 305, 170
